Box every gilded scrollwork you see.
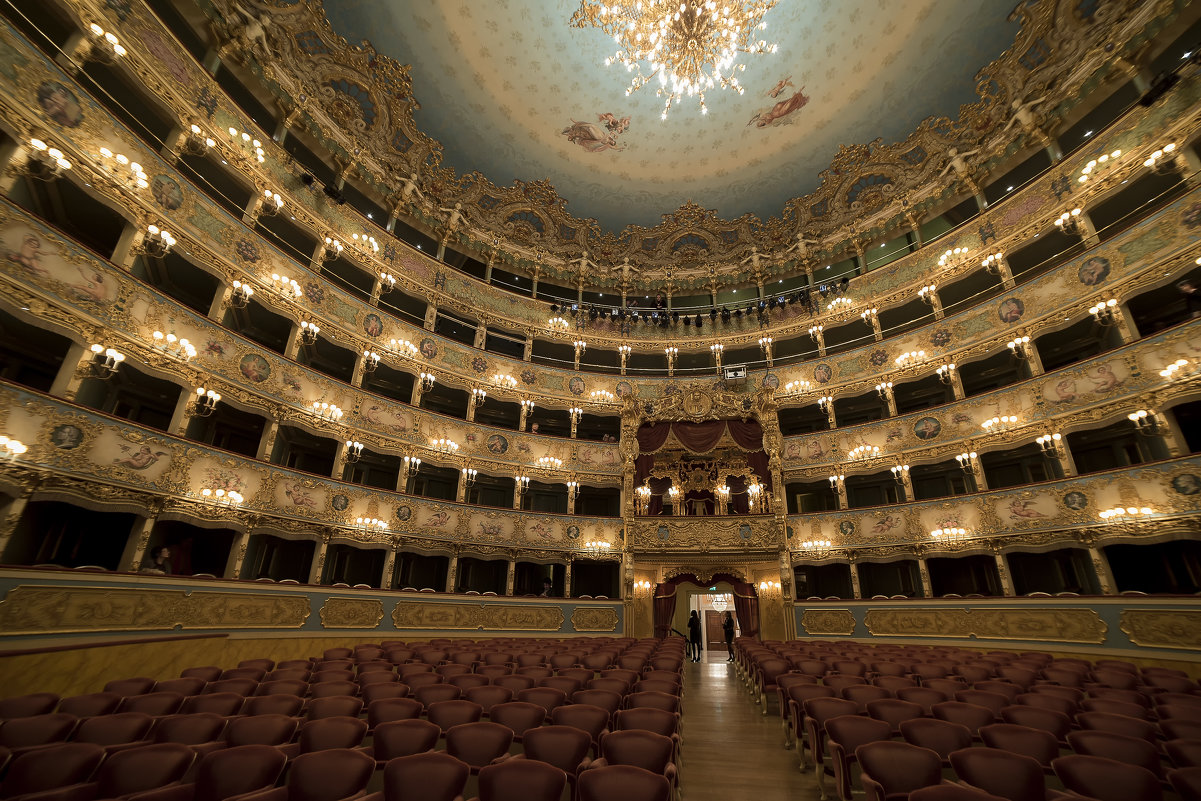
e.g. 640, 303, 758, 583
391, 601, 565, 632
319, 597, 384, 629
571, 607, 620, 632
863, 606, 1105, 644
800, 608, 856, 636
1120, 609, 1201, 651
865, 608, 972, 639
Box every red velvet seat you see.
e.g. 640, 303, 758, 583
0, 713, 78, 752
978, 723, 1058, 769
825, 714, 892, 801
0, 694, 60, 721
899, 718, 972, 765
1066, 729, 1164, 778
305, 696, 362, 721
281, 716, 368, 758
577, 765, 668, 801
1052, 754, 1162, 801
445, 721, 515, 774
487, 702, 546, 741
469, 757, 566, 801
26, 742, 194, 801
57, 693, 123, 718
367, 718, 441, 765
0, 742, 104, 799
124, 745, 286, 801
427, 700, 484, 734
224, 714, 299, 748
360, 752, 468, 801
856, 741, 942, 801
949, 746, 1060, 801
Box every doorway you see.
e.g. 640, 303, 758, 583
691, 592, 738, 656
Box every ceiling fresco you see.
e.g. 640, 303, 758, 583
322, 0, 1021, 232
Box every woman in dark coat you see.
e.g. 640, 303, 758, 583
687, 610, 702, 662
722, 611, 736, 662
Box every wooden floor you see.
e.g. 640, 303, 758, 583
679, 649, 823, 801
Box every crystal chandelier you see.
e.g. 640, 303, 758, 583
570, 0, 779, 119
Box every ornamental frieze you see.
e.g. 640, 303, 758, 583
863, 606, 1105, 644
570, 607, 620, 633
319, 597, 385, 629
392, 601, 564, 631
799, 609, 857, 636
1120, 609, 1201, 651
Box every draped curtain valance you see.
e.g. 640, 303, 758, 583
637, 420, 764, 455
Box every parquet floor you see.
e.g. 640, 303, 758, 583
679, 649, 822, 801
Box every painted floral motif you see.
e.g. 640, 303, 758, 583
868, 349, 889, 367
471, 356, 487, 374
931, 328, 952, 348
234, 239, 260, 263
304, 281, 325, 304
202, 466, 244, 493
1182, 202, 1201, 229
204, 340, 227, 359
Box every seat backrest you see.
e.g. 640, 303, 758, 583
1169, 766, 1201, 801
0, 742, 104, 797
488, 701, 547, 737
625, 691, 680, 714
517, 687, 568, 714
0, 712, 77, 749
522, 725, 592, 773
577, 764, 670, 801
57, 692, 122, 718
286, 748, 376, 801
427, 700, 484, 733
181, 692, 245, 716
154, 677, 208, 696
153, 713, 227, 745
415, 684, 462, 709
372, 718, 442, 760
1066, 729, 1162, 777
476, 756, 568, 801
599, 729, 674, 773
899, 718, 972, 760
119, 692, 185, 717
1166, 738, 1201, 770
203, 679, 258, 697
614, 707, 677, 738
445, 721, 516, 769
856, 741, 943, 796
949, 746, 1045, 801
931, 702, 995, 735
1075, 711, 1157, 742
0, 693, 61, 720
978, 723, 1058, 767
96, 742, 195, 797
75, 711, 155, 746
243, 694, 304, 717
103, 677, 157, 696
225, 713, 299, 747
865, 699, 923, 732
895, 687, 949, 713
306, 696, 364, 720
550, 703, 610, 741
192, 744, 287, 801
1052, 754, 1163, 801
382, 752, 470, 801
297, 716, 369, 753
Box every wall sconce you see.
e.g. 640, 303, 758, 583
548, 316, 570, 329
260, 188, 284, 216
494, 373, 517, 389
1161, 359, 1190, 379
520, 399, 535, 415
1053, 208, 1083, 234
861, 308, 879, 327
758, 335, 774, 351
0, 436, 28, 460
1127, 409, 1161, 435
401, 455, 422, 479
981, 415, 1018, 433
362, 350, 380, 372
1077, 149, 1122, 184
799, 540, 831, 558
226, 127, 265, 163
874, 381, 893, 399
420, 372, 436, 391
938, 247, 968, 268
590, 389, 614, 403
89, 344, 124, 378
200, 487, 243, 506
1100, 506, 1154, 521
570, 407, 583, 425
378, 271, 397, 293
666, 485, 679, 503
537, 455, 563, 469
299, 321, 320, 344
758, 579, 781, 592
461, 467, 478, 487
573, 340, 588, 355
955, 451, 978, 472
619, 345, 633, 359
97, 148, 148, 191
230, 280, 254, 308
584, 540, 613, 554
1144, 143, 1178, 174
827, 474, 845, 489
344, 439, 364, 463
709, 343, 723, 359
1035, 432, 1063, 455
322, 237, 344, 261
826, 296, 853, 312
817, 395, 833, 411
1007, 335, 1031, 359
890, 464, 910, 484
664, 346, 678, 364
981, 253, 1004, 274
310, 401, 343, 422
848, 444, 880, 460
470, 387, 487, 406
784, 379, 811, 395
635, 484, 651, 513
85, 23, 127, 60
271, 273, 303, 298
930, 527, 966, 541
431, 438, 459, 455
151, 330, 195, 361
356, 517, 387, 531
808, 325, 824, 340
389, 338, 418, 359
1089, 298, 1118, 324
634, 579, 653, 593
567, 480, 579, 501
895, 350, 926, 367
23, 138, 72, 180
139, 225, 177, 258
350, 232, 379, 255
192, 387, 220, 417
917, 285, 937, 304
515, 475, 530, 495
183, 124, 215, 155
936, 363, 956, 383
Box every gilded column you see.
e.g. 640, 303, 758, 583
564, 556, 574, 599
381, 545, 397, 590
224, 529, 250, 580
446, 551, 459, 593
506, 554, 517, 596
993, 549, 1015, 596
848, 558, 862, 599
49, 341, 91, 401
120, 502, 163, 573
308, 539, 328, 585
916, 556, 933, 598
0, 482, 37, 561
1086, 544, 1116, 595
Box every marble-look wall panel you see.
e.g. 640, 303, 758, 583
792, 597, 1201, 662
0, 15, 1198, 404
0, 383, 624, 551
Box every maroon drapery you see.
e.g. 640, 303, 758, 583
732, 581, 761, 640
726, 419, 764, 451
635, 420, 771, 492
653, 582, 678, 639
669, 420, 725, 453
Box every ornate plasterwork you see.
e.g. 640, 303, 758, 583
319, 597, 384, 629
0, 585, 311, 635
195, 0, 1172, 286
571, 607, 620, 632
658, 565, 750, 584
1120, 609, 1201, 651
800, 608, 857, 636
864, 606, 1107, 644
391, 601, 566, 631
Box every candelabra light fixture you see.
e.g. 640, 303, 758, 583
520, 399, 535, 415
828, 474, 845, 489
573, 339, 588, 354
784, 379, 811, 395
515, 475, 530, 495
24, 138, 72, 180
548, 316, 570, 329
271, 273, 303, 298
356, 517, 387, 531
96, 148, 148, 190
1053, 207, 1083, 233
537, 455, 563, 469
299, 321, 320, 344
619, 344, 633, 358
200, 487, 243, 506
192, 387, 221, 416
930, 527, 967, 541
230, 280, 254, 308
1127, 409, 1161, 435
89, 344, 125, 378
378, 271, 396, 293
981, 415, 1018, 433
799, 539, 832, 558
260, 188, 284, 215
461, 467, 478, 487
140, 225, 177, 258
184, 124, 216, 155
389, 338, 419, 359
808, 324, 824, 340
310, 401, 343, 421
1007, 336, 1032, 359
874, 381, 893, 399
664, 346, 679, 360
0, 436, 28, 460
666, 485, 679, 503
350, 232, 379, 255
861, 307, 879, 323
890, 464, 910, 483
758, 335, 773, 350
936, 363, 957, 383
151, 330, 196, 361
1077, 149, 1122, 184
1161, 359, 1191, 379
826, 296, 853, 312
419, 372, 436, 391
1035, 432, 1064, 454
955, 451, 978, 472
981, 253, 1005, 274
401, 455, 422, 478
1089, 298, 1118, 323
569, 406, 584, 425
226, 127, 265, 163
493, 373, 517, 390
634, 578, 653, 592
322, 237, 344, 261
86, 22, 127, 60
758, 579, 781, 592
567, 480, 579, 501
362, 350, 380, 373
590, 389, 615, 403
470, 388, 488, 407
917, 285, 937, 303
431, 437, 460, 455
938, 247, 969, 268
848, 444, 880, 460
709, 343, 724, 357
344, 439, 364, 463
817, 395, 833, 411
568, 0, 780, 119
584, 539, 612, 554
1100, 505, 1154, 520
895, 350, 926, 367
1144, 143, 1178, 174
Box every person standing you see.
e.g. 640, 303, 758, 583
687, 610, 702, 662
722, 611, 736, 662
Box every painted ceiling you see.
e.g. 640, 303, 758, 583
322, 0, 1021, 233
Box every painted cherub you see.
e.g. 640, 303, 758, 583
768, 76, 795, 98
1009, 499, 1046, 519
114, 444, 167, 470
7, 234, 50, 279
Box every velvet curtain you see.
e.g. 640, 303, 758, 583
732, 581, 761, 640
653, 582, 678, 639
635, 420, 770, 492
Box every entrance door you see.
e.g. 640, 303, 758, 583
705, 611, 725, 651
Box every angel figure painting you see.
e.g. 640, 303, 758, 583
748, 87, 809, 128
562, 112, 630, 153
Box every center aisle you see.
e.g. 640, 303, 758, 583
678, 649, 820, 801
